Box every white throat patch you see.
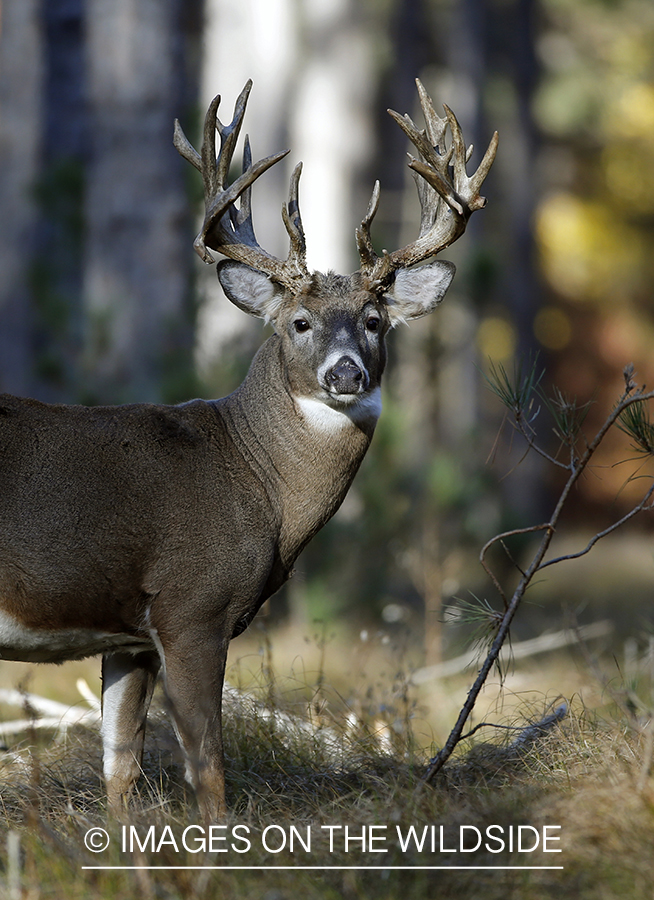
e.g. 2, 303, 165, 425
295, 387, 382, 432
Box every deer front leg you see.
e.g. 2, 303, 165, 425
153, 626, 230, 822
101, 650, 160, 812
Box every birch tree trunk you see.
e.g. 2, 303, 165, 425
197, 0, 375, 372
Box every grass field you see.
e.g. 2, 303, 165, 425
0, 604, 653, 900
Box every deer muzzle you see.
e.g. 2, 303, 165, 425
323, 355, 369, 396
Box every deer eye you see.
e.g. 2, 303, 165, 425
365, 315, 381, 333
294, 318, 311, 333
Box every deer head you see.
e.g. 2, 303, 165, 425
173, 80, 498, 408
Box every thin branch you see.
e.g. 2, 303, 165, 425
422, 523, 558, 783
479, 522, 551, 605
411, 619, 612, 684
500, 539, 526, 577
539, 480, 654, 571
514, 415, 569, 470
459, 721, 523, 741
421, 383, 654, 785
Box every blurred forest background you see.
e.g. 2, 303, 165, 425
1, 0, 653, 665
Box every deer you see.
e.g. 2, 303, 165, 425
0, 79, 496, 820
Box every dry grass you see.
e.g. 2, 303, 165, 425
0, 620, 653, 899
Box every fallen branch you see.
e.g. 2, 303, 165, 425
507, 701, 568, 751
0, 680, 101, 738
411, 620, 612, 684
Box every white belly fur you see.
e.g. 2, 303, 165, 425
0, 610, 152, 663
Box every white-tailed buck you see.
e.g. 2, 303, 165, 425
0, 80, 496, 819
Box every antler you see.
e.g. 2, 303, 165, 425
174, 81, 310, 288
356, 79, 498, 291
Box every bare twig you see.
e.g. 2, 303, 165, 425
421, 381, 654, 785
479, 522, 551, 605
539, 480, 654, 570
513, 419, 569, 470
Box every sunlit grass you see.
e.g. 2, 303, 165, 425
1, 612, 653, 899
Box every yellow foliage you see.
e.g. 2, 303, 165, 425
597, 83, 654, 215
603, 144, 654, 215
536, 192, 643, 302
477, 316, 516, 363
536, 0, 654, 313
612, 82, 654, 138
533, 306, 572, 351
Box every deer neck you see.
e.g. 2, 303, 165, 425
218, 335, 377, 565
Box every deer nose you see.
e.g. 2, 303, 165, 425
324, 356, 368, 395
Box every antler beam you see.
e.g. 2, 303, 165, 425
174, 81, 310, 288
357, 79, 498, 291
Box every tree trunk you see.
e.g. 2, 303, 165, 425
0, 0, 43, 396
83, 0, 199, 403
31, 0, 87, 402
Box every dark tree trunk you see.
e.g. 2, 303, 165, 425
0, 0, 203, 405
83, 0, 203, 404
0, 0, 43, 397
31, 0, 87, 401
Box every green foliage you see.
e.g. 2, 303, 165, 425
618, 399, 654, 455
483, 352, 602, 454
483, 354, 544, 420
446, 593, 503, 655
427, 453, 466, 510
541, 387, 593, 449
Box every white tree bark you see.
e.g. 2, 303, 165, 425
196, 0, 374, 372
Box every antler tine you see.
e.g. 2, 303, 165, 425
468, 128, 499, 204
411, 168, 439, 239
355, 181, 397, 288
173, 119, 202, 172
227, 135, 257, 243
441, 103, 498, 212
214, 81, 252, 193
201, 94, 223, 201
392, 105, 465, 217
359, 78, 497, 289
415, 78, 448, 153
281, 163, 309, 279
355, 180, 381, 271
175, 82, 310, 285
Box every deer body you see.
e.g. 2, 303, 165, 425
0, 81, 496, 818
0, 302, 377, 812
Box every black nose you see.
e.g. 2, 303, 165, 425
325, 356, 367, 395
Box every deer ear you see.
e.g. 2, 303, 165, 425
217, 260, 285, 320
384, 260, 456, 325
